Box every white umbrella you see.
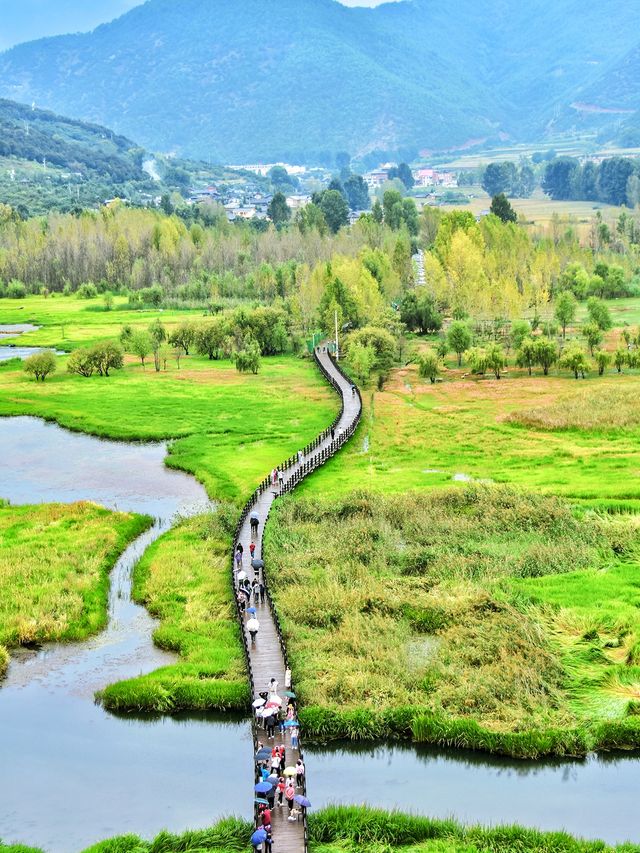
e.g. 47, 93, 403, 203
237, 570, 247, 581
252, 697, 266, 708
247, 618, 259, 632
267, 694, 282, 706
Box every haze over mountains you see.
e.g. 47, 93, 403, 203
1, 0, 640, 163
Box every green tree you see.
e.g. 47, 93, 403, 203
89, 341, 123, 376
400, 291, 442, 334
490, 193, 517, 223
582, 322, 603, 355
318, 190, 349, 233
195, 320, 226, 360
486, 343, 506, 379
168, 323, 195, 355
534, 338, 558, 376
542, 157, 580, 200
554, 291, 577, 339
347, 326, 397, 372
614, 348, 627, 373
347, 341, 376, 383
129, 331, 153, 369
561, 344, 590, 379
67, 347, 95, 377
388, 162, 415, 189
148, 318, 166, 346
516, 337, 537, 376
382, 189, 404, 229
23, 350, 56, 381
594, 350, 612, 376
510, 320, 531, 352
482, 162, 516, 196
418, 349, 440, 383
465, 346, 489, 375
103, 292, 114, 311
267, 192, 291, 227
586, 296, 612, 331
447, 321, 472, 366
343, 175, 370, 211
234, 338, 261, 374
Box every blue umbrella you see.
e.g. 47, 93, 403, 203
283, 720, 299, 727
254, 781, 273, 794
294, 794, 311, 808
247, 607, 257, 614
254, 797, 269, 805
255, 747, 271, 761
251, 558, 264, 569
251, 828, 267, 845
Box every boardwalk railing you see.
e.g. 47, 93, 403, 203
230, 348, 362, 853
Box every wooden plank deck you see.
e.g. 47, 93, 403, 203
234, 348, 361, 853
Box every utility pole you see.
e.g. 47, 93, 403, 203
334, 308, 339, 361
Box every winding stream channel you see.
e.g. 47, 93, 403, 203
0, 417, 639, 850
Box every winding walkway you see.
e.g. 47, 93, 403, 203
232, 347, 362, 853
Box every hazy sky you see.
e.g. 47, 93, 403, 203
0, 0, 402, 51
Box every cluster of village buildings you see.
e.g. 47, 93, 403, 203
186, 162, 459, 222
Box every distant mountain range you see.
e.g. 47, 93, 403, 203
0, 0, 639, 162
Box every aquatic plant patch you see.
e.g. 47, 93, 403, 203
0, 501, 150, 671
265, 487, 640, 756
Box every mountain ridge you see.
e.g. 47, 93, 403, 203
1, 0, 639, 161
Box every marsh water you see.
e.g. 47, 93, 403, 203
0, 417, 255, 852
0, 323, 64, 361
1, 417, 639, 850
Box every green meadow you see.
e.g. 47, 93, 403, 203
296, 367, 640, 503
0, 501, 150, 675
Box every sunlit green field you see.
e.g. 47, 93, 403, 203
299, 367, 640, 503
0, 294, 204, 350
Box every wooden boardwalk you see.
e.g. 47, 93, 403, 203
233, 348, 362, 853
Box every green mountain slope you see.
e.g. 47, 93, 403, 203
1, 0, 640, 161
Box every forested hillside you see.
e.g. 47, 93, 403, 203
3, 0, 639, 162
0, 98, 144, 180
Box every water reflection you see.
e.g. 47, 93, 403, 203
305, 739, 640, 844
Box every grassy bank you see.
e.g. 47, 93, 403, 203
0, 501, 150, 672
2, 806, 638, 853
98, 511, 249, 713
264, 487, 640, 757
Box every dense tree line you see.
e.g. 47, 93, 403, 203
542, 156, 640, 206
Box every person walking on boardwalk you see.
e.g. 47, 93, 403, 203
284, 667, 292, 690
277, 469, 284, 491
250, 511, 259, 537
271, 468, 277, 486
250, 541, 256, 559
264, 829, 273, 853
235, 546, 243, 571
251, 579, 260, 604
284, 780, 296, 818
259, 579, 266, 603
290, 724, 299, 750
269, 677, 278, 696
266, 712, 276, 739
270, 750, 280, 776
247, 617, 259, 644
295, 758, 305, 789
277, 776, 285, 807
